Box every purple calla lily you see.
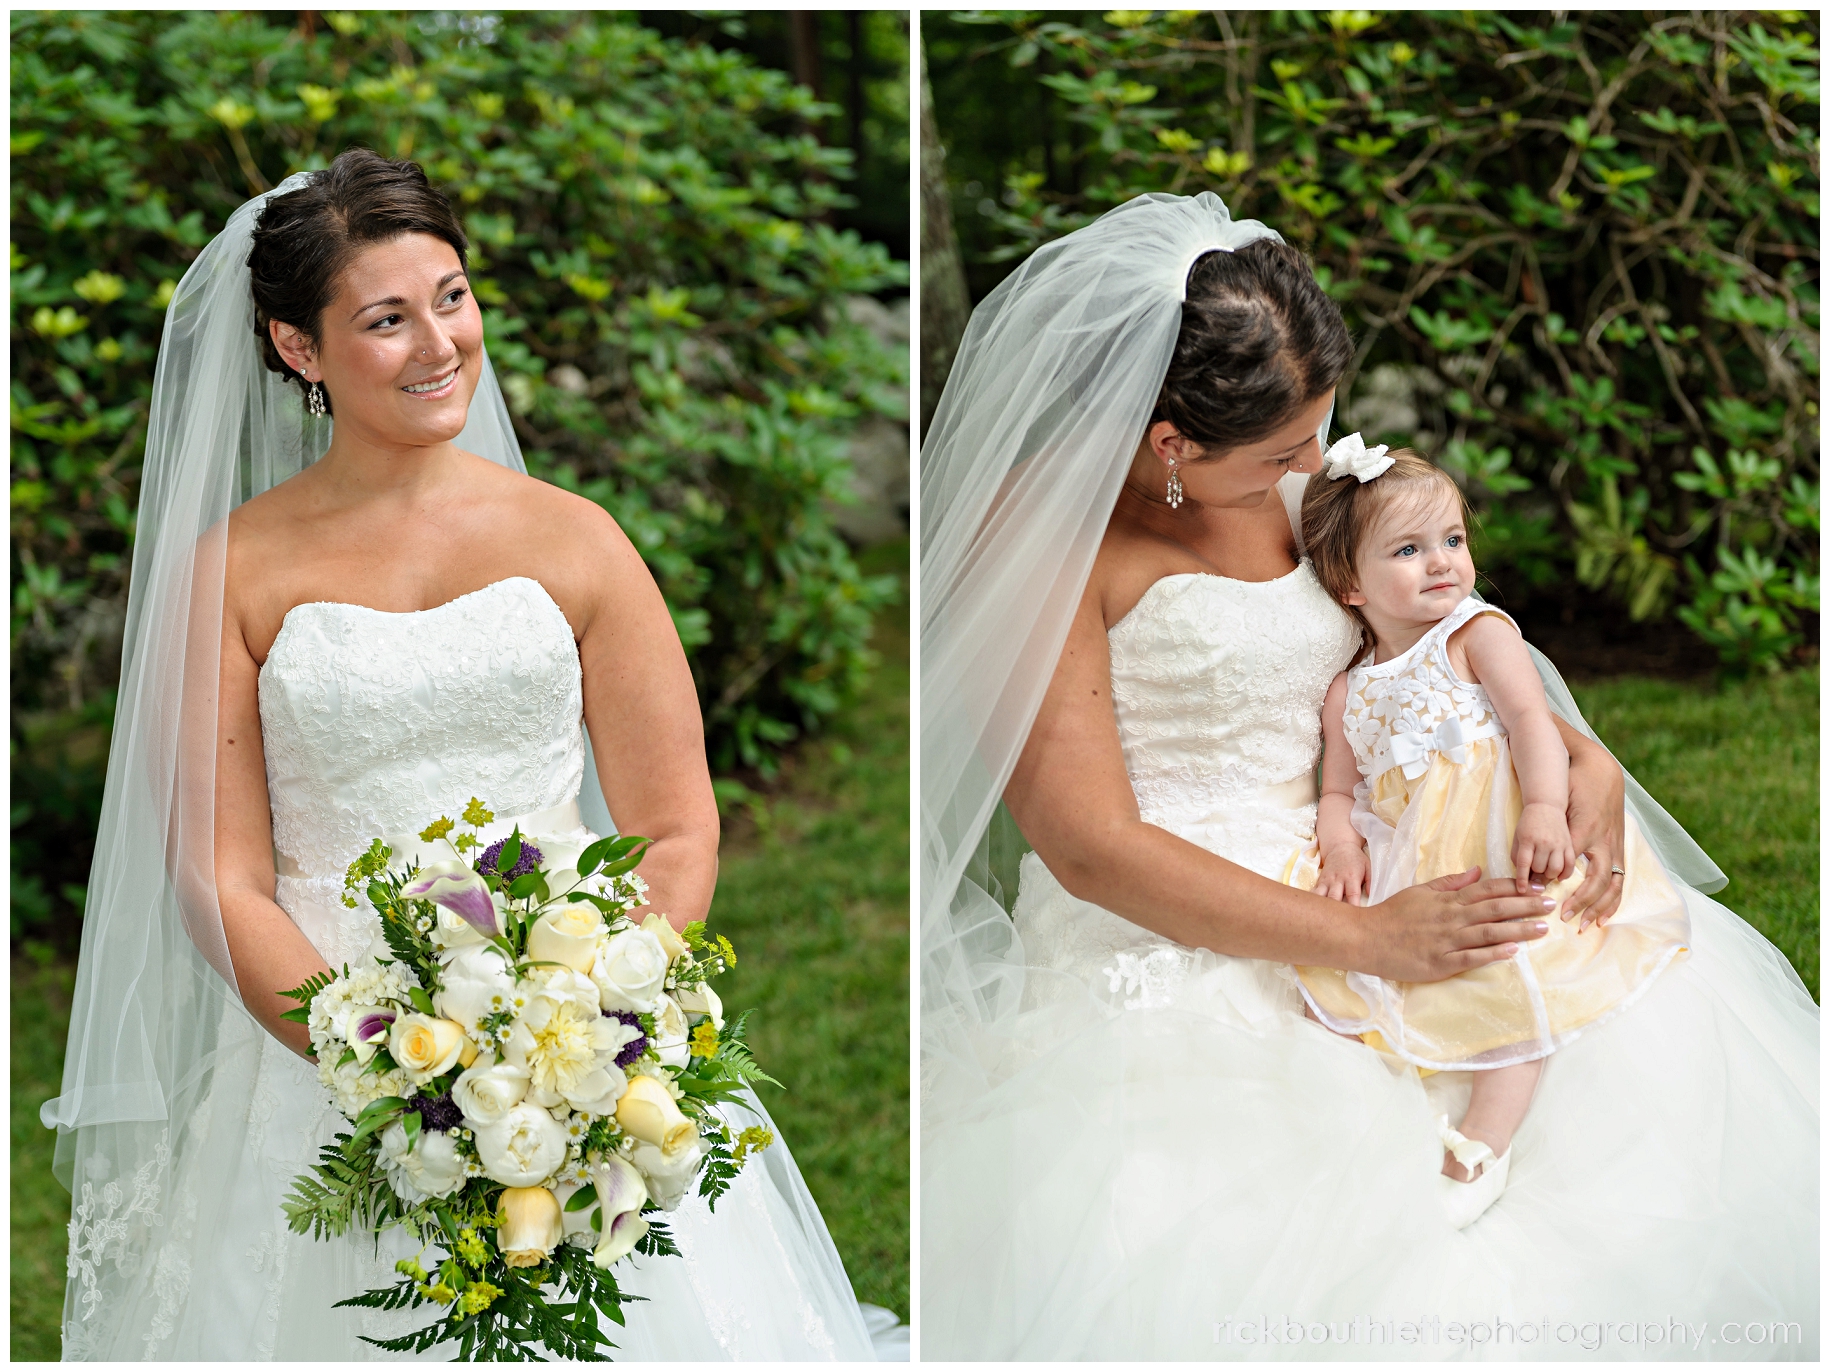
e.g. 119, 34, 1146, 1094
354, 1009, 396, 1045
401, 861, 501, 936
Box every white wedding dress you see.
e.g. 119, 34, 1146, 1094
80, 576, 884, 1360
922, 555, 1818, 1360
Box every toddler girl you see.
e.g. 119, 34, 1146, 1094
1290, 435, 1690, 1229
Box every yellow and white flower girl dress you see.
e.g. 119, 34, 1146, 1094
1291, 596, 1692, 1071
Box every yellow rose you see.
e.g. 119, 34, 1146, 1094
389, 1014, 469, 1085
527, 902, 605, 974
495, 1186, 564, 1268
641, 912, 689, 965
614, 1073, 697, 1156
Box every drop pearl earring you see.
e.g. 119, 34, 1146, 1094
1166, 464, 1184, 510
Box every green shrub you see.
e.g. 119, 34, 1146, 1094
926, 10, 1817, 674
11, 11, 907, 940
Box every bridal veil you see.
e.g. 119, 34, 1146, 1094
919, 191, 1727, 1110
43, 172, 536, 1339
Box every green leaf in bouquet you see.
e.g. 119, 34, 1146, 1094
508, 871, 544, 899
568, 891, 632, 917
360, 1047, 401, 1079
401, 1108, 422, 1152
563, 1185, 600, 1213
576, 833, 646, 877
348, 1093, 408, 1148
635, 1217, 679, 1257
279, 1005, 314, 1025
496, 831, 522, 875
408, 987, 436, 1016
368, 879, 392, 910
597, 839, 653, 878
337, 1046, 359, 1069
280, 968, 337, 1007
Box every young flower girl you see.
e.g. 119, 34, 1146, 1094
1290, 435, 1691, 1228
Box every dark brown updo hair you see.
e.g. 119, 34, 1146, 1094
1152, 238, 1352, 454
248, 148, 468, 415
1302, 447, 1471, 645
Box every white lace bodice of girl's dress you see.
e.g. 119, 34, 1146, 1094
259, 575, 585, 962
1341, 595, 1509, 784
1015, 560, 1362, 1002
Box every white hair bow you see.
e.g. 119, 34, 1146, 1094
1323, 432, 1393, 482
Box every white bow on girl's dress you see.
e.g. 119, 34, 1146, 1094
1323, 431, 1393, 482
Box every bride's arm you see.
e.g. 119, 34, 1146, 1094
573, 515, 720, 934
214, 606, 331, 1059
1003, 587, 1559, 982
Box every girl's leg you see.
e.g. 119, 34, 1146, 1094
1443, 1058, 1544, 1182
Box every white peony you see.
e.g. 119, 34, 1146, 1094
378, 1121, 468, 1201
520, 972, 631, 1114
628, 1136, 706, 1212
451, 1058, 531, 1128
474, 1102, 569, 1187
433, 945, 519, 1035
590, 927, 669, 1013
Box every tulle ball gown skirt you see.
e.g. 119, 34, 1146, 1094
922, 870, 1817, 1361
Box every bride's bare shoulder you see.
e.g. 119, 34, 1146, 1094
1088, 515, 1202, 629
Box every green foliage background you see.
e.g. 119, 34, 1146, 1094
12, 10, 910, 943
926, 9, 1818, 673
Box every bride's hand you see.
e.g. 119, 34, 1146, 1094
1356, 868, 1554, 982
1558, 722, 1628, 931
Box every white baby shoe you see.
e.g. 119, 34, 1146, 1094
1436, 1116, 1511, 1230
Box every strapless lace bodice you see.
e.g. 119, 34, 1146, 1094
1107, 562, 1362, 829
258, 576, 585, 959
1016, 559, 1362, 1001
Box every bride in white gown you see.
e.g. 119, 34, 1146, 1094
920, 193, 1816, 1360
46, 151, 892, 1361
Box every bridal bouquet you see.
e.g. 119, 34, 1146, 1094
279, 799, 778, 1361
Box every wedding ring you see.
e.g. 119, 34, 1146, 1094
1610, 865, 1626, 877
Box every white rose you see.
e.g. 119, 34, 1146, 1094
452, 1059, 531, 1128
673, 982, 723, 1030
434, 945, 519, 1034
378, 1121, 468, 1201
388, 1014, 471, 1085
590, 928, 669, 1013
628, 1136, 705, 1212
527, 902, 605, 974
429, 900, 487, 953
640, 912, 689, 965
650, 995, 690, 1070
474, 1103, 568, 1187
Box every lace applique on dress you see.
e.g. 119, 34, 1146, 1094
1341, 596, 1510, 783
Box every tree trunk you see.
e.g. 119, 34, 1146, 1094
919, 34, 972, 438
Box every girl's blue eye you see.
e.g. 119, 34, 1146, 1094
1396, 544, 1416, 557
1446, 535, 1462, 548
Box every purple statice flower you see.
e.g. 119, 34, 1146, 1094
476, 836, 544, 884
605, 1008, 648, 1068
408, 1092, 465, 1134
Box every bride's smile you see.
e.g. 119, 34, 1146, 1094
268, 232, 483, 452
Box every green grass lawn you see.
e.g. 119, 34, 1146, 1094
1570, 668, 1819, 1000
8, 542, 909, 1360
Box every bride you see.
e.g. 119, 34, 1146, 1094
45, 150, 891, 1361
921, 192, 1817, 1359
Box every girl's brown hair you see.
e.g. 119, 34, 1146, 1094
1301, 447, 1470, 644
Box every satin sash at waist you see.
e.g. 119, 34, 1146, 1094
274, 797, 586, 880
